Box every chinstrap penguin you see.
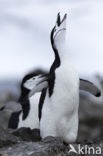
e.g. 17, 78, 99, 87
8, 70, 48, 129
39, 13, 101, 143
39, 13, 80, 143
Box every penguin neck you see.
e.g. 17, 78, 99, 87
53, 42, 67, 66
29, 96, 36, 111
58, 44, 67, 60
48, 42, 68, 97
28, 93, 40, 115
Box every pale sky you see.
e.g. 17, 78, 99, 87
0, 0, 103, 79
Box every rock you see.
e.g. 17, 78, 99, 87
0, 127, 103, 156
0, 101, 22, 129
0, 127, 67, 156
78, 93, 103, 141
12, 127, 41, 142
0, 127, 22, 148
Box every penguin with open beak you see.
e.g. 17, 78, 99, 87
38, 13, 101, 143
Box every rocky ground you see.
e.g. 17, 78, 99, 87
0, 80, 103, 155
0, 127, 103, 156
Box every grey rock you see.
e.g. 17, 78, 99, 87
78, 93, 103, 141
12, 127, 41, 142
0, 127, 22, 148
0, 128, 67, 156
0, 127, 103, 156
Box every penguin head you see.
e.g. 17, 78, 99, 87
18, 70, 47, 102
51, 13, 67, 49
23, 74, 48, 97
23, 76, 38, 90
23, 74, 48, 90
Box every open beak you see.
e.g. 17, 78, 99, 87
56, 12, 61, 26
61, 13, 67, 24
56, 13, 67, 27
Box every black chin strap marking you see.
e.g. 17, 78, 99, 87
48, 27, 61, 97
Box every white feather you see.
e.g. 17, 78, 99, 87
40, 60, 79, 143
18, 93, 40, 129
23, 75, 45, 90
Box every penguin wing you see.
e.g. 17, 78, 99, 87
80, 79, 101, 97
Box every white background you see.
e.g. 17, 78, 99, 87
0, 0, 103, 79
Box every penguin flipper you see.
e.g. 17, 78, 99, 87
80, 79, 101, 97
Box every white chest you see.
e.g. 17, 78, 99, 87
47, 62, 79, 112
18, 93, 41, 129
40, 61, 80, 141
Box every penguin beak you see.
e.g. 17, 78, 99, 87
61, 14, 67, 24
36, 74, 49, 86
51, 13, 67, 47
53, 13, 67, 40
56, 12, 61, 26
56, 13, 67, 28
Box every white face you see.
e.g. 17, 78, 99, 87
52, 13, 67, 48
23, 75, 43, 90
23, 74, 48, 97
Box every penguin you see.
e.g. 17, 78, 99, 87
38, 13, 101, 143
8, 70, 48, 129
39, 13, 79, 143
17, 72, 48, 129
